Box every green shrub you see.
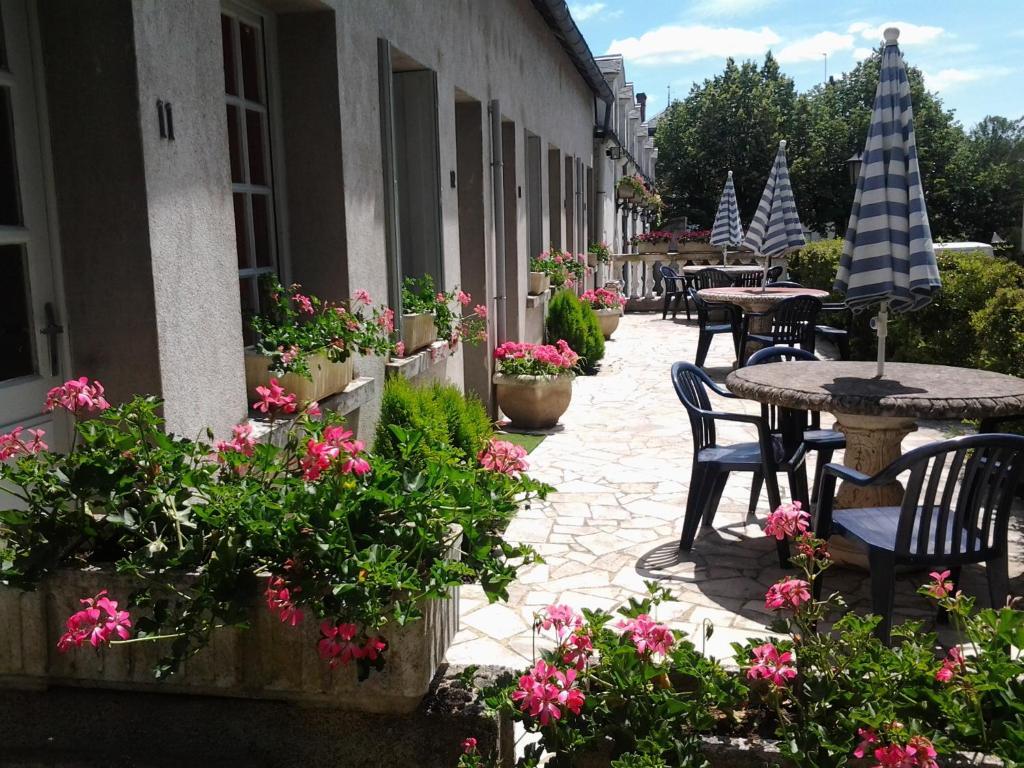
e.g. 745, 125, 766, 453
788, 238, 843, 294
971, 286, 1024, 378
546, 289, 605, 372
374, 377, 494, 467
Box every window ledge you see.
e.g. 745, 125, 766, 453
385, 340, 452, 380
249, 375, 377, 444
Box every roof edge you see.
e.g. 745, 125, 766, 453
529, 0, 615, 104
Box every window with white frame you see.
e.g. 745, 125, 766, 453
221, 4, 280, 344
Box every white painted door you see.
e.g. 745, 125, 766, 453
0, 0, 63, 434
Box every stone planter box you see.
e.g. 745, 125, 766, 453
494, 373, 573, 430
675, 242, 720, 260
401, 312, 438, 355
0, 532, 462, 715
638, 241, 670, 254
594, 308, 620, 339
528, 271, 550, 296
245, 350, 354, 403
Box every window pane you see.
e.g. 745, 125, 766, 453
226, 105, 242, 184
0, 245, 35, 382
0, 88, 22, 226
233, 193, 251, 269
220, 15, 236, 96
239, 276, 257, 345
251, 194, 273, 268
239, 21, 262, 103
245, 109, 267, 185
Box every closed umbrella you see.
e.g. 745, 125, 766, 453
834, 27, 941, 377
742, 140, 806, 289
710, 170, 743, 264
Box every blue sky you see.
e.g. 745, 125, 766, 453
569, 0, 1024, 128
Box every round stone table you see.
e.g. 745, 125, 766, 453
699, 286, 830, 361
726, 361, 1024, 509
681, 264, 764, 276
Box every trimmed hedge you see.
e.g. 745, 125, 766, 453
546, 289, 605, 372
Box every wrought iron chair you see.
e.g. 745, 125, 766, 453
659, 265, 689, 320
732, 271, 763, 288
815, 302, 851, 360
746, 346, 846, 510
815, 433, 1024, 644
738, 295, 822, 366
671, 362, 808, 568
766, 265, 784, 283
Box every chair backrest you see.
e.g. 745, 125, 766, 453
659, 264, 679, 279
769, 280, 803, 289
732, 271, 763, 288
690, 267, 733, 291
670, 361, 717, 452
746, 346, 817, 365
766, 265, 784, 283
888, 434, 1024, 559
769, 296, 822, 347
745, 346, 820, 435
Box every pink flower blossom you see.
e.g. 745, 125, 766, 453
935, 646, 965, 683
536, 604, 582, 642
305, 401, 322, 417
925, 570, 954, 600
478, 439, 529, 476
378, 307, 395, 334
216, 423, 256, 458
436, 292, 446, 303
854, 728, 878, 759
763, 501, 810, 540
279, 345, 300, 365
45, 377, 110, 417
0, 427, 48, 460
293, 293, 314, 315
616, 614, 675, 657
317, 621, 362, 668
362, 636, 387, 661
394, 341, 406, 358
457, 290, 472, 306
765, 577, 812, 612
57, 590, 132, 653
871, 739, 938, 768
265, 576, 304, 626
301, 439, 341, 481
473, 304, 488, 318
353, 289, 372, 306
253, 379, 298, 415
746, 643, 797, 687
510, 660, 585, 725
563, 632, 594, 670
461, 737, 478, 755
301, 427, 370, 480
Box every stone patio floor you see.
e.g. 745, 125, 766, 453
446, 312, 1024, 669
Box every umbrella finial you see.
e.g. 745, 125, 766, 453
727, 170, 733, 178
779, 139, 787, 150
884, 27, 899, 45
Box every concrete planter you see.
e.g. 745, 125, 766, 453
528, 272, 550, 296
638, 241, 670, 254
245, 350, 354, 403
0, 532, 462, 714
676, 242, 719, 260
401, 312, 438, 355
494, 373, 573, 430
594, 308, 621, 339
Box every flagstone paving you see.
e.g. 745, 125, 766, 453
446, 312, 1024, 670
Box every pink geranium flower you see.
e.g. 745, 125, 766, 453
253, 379, 298, 415
925, 570, 954, 600
394, 341, 406, 358
216, 423, 256, 458
461, 737, 478, 755
935, 646, 965, 683
746, 643, 796, 687
765, 577, 812, 611
478, 439, 529, 476
265, 576, 304, 626
537, 604, 583, 642
510, 660, 585, 725
853, 728, 878, 758
317, 621, 363, 668
457, 290, 472, 306
616, 614, 675, 657
473, 303, 488, 318
562, 632, 594, 670
293, 293, 314, 315
353, 289, 372, 306
763, 501, 810, 540
0, 427, 48, 460
57, 590, 132, 653
45, 377, 110, 417
378, 307, 395, 333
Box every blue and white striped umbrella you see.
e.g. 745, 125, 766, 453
742, 140, 805, 261
835, 27, 940, 375
710, 170, 743, 248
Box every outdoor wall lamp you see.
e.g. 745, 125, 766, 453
606, 146, 623, 160
847, 152, 863, 186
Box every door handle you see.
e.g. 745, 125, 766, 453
39, 302, 63, 377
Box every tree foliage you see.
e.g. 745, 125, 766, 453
656, 52, 1024, 247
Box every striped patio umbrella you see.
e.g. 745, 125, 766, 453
742, 140, 805, 285
834, 27, 940, 376
710, 170, 743, 263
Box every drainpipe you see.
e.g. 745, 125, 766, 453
489, 100, 507, 345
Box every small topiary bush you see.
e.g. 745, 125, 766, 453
546, 289, 604, 372
374, 377, 494, 468
787, 238, 842, 295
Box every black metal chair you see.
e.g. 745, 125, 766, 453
746, 346, 846, 511
731, 271, 763, 288
766, 265, 784, 283
815, 433, 1024, 643
660, 265, 689, 320
767, 280, 803, 288
738, 296, 822, 366
815, 302, 850, 360
689, 268, 740, 368
671, 362, 808, 569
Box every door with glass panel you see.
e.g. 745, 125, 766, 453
0, 0, 63, 435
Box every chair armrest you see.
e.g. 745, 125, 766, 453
821, 462, 872, 485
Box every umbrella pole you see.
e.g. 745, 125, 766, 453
722, 245, 728, 266
761, 255, 770, 293
875, 301, 889, 377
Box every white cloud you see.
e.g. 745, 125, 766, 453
608, 24, 781, 65
777, 31, 854, 63
569, 3, 606, 22
852, 46, 874, 61
689, 0, 781, 18
848, 21, 944, 47
924, 66, 1014, 93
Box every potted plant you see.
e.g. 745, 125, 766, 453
398, 276, 488, 358
493, 340, 578, 429
246, 279, 394, 403
530, 249, 586, 292
676, 228, 715, 255
580, 288, 626, 339
615, 174, 645, 201
631, 231, 674, 254
587, 242, 612, 268
0, 377, 545, 713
